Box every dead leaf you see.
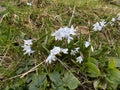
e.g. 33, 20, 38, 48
75, 26, 89, 35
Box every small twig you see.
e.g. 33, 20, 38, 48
68, 6, 76, 27
57, 58, 81, 85
0, 56, 11, 59
34, 58, 38, 75
20, 61, 45, 78
3, 74, 22, 82
2, 61, 45, 82
56, 58, 79, 79
57, 58, 71, 73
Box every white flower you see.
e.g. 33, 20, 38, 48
100, 19, 106, 27
50, 46, 61, 55
109, 22, 114, 26
22, 39, 34, 55
71, 50, 76, 55
45, 54, 56, 64
22, 45, 34, 55
111, 18, 116, 22
84, 41, 94, 52
60, 48, 68, 54
117, 13, 120, 20
68, 25, 76, 35
50, 46, 68, 55
84, 41, 90, 48
27, 2, 32, 6
93, 19, 106, 31
46, 46, 68, 64
66, 36, 73, 44
75, 47, 79, 52
93, 22, 102, 31
51, 25, 76, 43
76, 56, 83, 63
51, 28, 64, 40
109, 18, 116, 26
24, 39, 33, 45
70, 47, 79, 55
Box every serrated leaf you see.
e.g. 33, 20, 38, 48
63, 72, 80, 89
84, 62, 100, 77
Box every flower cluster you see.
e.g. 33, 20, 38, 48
46, 25, 85, 64
52, 25, 76, 43
109, 13, 120, 26
22, 39, 34, 56
93, 13, 120, 31
46, 46, 68, 64
93, 19, 106, 31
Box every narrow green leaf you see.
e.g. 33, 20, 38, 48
87, 57, 98, 65
116, 47, 120, 58
84, 62, 101, 77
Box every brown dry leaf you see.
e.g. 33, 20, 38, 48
75, 26, 89, 35
98, 32, 106, 39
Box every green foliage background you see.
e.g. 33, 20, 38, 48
0, 0, 120, 90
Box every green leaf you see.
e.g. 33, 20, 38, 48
57, 86, 66, 90
49, 72, 62, 87
29, 74, 47, 90
84, 62, 101, 77
63, 72, 80, 89
113, 57, 120, 68
116, 46, 120, 58
108, 60, 115, 68
87, 57, 98, 65
106, 68, 120, 89
51, 84, 66, 90
107, 68, 120, 84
